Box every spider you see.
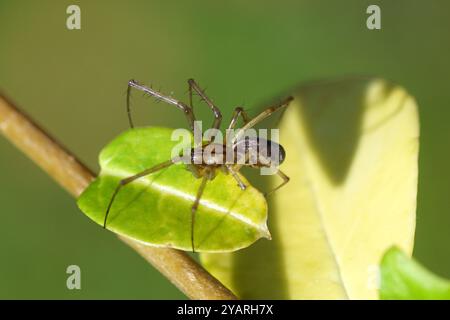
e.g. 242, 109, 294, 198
104, 78, 293, 252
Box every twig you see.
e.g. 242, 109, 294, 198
0, 94, 237, 300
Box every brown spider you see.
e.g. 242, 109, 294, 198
104, 79, 293, 252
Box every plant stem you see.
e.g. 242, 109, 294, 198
0, 94, 237, 300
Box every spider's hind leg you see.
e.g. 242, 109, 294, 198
264, 169, 290, 197
233, 96, 294, 143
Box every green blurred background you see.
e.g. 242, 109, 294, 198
0, 0, 449, 299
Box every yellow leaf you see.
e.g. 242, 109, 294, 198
200, 78, 419, 299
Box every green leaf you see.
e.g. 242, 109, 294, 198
201, 78, 419, 299
77, 127, 269, 252
380, 247, 450, 300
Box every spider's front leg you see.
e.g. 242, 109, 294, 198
187, 79, 222, 140
126, 79, 197, 132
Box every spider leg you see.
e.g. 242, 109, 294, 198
264, 169, 290, 197
227, 107, 250, 129
232, 96, 293, 144
190, 171, 210, 252
126, 79, 197, 131
225, 164, 247, 190
188, 79, 222, 137
103, 158, 181, 228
